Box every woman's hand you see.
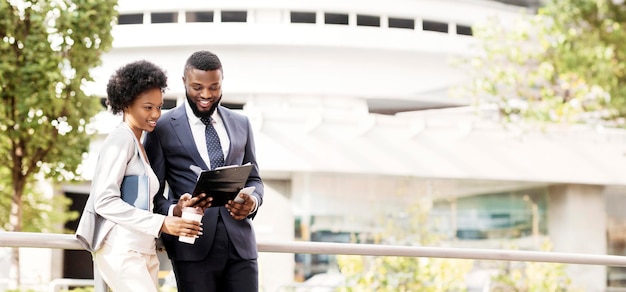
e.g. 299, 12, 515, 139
161, 216, 203, 237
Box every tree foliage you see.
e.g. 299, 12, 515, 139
0, 0, 117, 230
0, 0, 117, 286
490, 241, 579, 292
458, 0, 626, 128
336, 201, 473, 292
336, 200, 576, 291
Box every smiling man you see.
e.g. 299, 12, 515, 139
144, 50, 264, 292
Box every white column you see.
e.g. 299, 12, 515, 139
178, 10, 186, 23
548, 184, 606, 292
254, 179, 295, 292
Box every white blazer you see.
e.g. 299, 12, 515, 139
76, 123, 165, 254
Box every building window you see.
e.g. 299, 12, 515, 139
324, 12, 348, 25
151, 12, 177, 24
187, 11, 214, 23
356, 14, 380, 27
163, 99, 177, 110
291, 11, 316, 24
434, 188, 548, 241
222, 102, 244, 110
221, 11, 247, 22
423, 20, 448, 33
118, 13, 143, 25
388, 17, 414, 29
456, 24, 473, 36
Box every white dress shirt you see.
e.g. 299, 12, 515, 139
184, 100, 230, 169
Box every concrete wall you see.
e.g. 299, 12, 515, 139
549, 184, 607, 292
253, 179, 295, 291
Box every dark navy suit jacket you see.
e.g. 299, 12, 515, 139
144, 105, 264, 261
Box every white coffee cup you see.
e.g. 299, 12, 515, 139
179, 207, 203, 244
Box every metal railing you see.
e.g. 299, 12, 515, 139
2, 231, 626, 291
49, 279, 95, 292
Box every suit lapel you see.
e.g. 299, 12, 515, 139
170, 106, 209, 170
218, 106, 235, 165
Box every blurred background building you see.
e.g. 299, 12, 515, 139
6, 0, 626, 291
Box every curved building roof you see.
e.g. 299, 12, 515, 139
81, 0, 626, 186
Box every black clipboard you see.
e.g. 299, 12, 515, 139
191, 163, 253, 207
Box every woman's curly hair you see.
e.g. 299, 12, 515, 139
106, 60, 168, 114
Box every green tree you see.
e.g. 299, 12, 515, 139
0, 0, 117, 287
457, 0, 626, 128
490, 241, 579, 292
336, 201, 473, 292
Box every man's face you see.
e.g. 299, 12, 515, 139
183, 68, 223, 118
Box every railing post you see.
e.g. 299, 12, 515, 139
93, 261, 108, 292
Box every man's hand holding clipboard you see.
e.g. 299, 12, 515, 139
189, 163, 254, 208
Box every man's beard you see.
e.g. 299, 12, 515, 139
186, 90, 221, 119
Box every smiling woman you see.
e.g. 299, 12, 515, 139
75, 60, 206, 291
105, 60, 168, 140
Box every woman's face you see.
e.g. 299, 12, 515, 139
124, 88, 163, 135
